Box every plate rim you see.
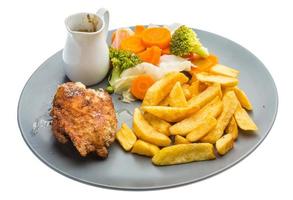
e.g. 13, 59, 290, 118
17, 28, 279, 190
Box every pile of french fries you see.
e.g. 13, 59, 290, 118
116, 65, 257, 166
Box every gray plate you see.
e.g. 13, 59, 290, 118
17, 28, 278, 190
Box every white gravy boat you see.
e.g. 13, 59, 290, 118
63, 8, 110, 86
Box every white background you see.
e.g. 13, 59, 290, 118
0, 0, 292, 199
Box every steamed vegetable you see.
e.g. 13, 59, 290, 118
111, 28, 134, 49
108, 48, 142, 91
141, 27, 171, 49
121, 55, 193, 81
134, 25, 146, 35
170, 25, 209, 57
120, 35, 146, 53
191, 54, 218, 73
138, 46, 162, 65
130, 75, 155, 100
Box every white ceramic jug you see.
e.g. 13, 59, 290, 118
63, 8, 110, 86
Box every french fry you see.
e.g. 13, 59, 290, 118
182, 84, 192, 100
196, 72, 238, 87
188, 83, 222, 108
168, 82, 187, 107
170, 96, 223, 135
152, 143, 216, 166
141, 104, 199, 123
174, 135, 190, 144
199, 82, 208, 92
133, 108, 171, 146
225, 117, 238, 140
216, 134, 234, 155
131, 140, 160, 157
144, 112, 171, 136
234, 105, 258, 131
116, 123, 137, 151
142, 72, 188, 106
209, 64, 239, 78
188, 80, 199, 96
233, 87, 253, 110
222, 86, 235, 95
159, 96, 170, 106
200, 91, 239, 144
186, 116, 217, 142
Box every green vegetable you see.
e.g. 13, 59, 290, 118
108, 48, 142, 89
170, 25, 209, 57
105, 85, 114, 94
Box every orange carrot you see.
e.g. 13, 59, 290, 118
111, 29, 133, 49
131, 75, 155, 100
162, 47, 170, 55
185, 53, 201, 61
142, 27, 171, 49
135, 25, 146, 35
120, 35, 146, 53
191, 54, 218, 73
138, 46, 162, 65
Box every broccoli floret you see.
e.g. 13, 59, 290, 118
170, 25, 209, 57
108, 48, 142, 89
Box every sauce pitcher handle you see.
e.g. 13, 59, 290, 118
96, 8, 109, 40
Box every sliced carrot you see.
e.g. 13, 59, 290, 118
111, 29, 133, 49
185, 53, 201, 61
162, 47, 170, 55
191, 54, 218, 73
131, 75, 155, 100
142, 27, 171, 49
135, 25, 146, 35
120, 35, 146, 53
138, 46, 162, 65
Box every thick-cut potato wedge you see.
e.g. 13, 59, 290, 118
196, 72, 238, 87
188, 80, 199, 97
168, 82, 187, 107
141, 105, 199, 123
225, 117, 238, 140
200, 91, 239, 144
233, 87, 253, 110
216, 134, 234, 155
159, 96, 170, 106
152, 143, 216, 165
142, 72, 188, 106
222, 86, 235, 95
133, 108, 171, 146
186, 116, 217, 142
199, 82, 208, 92
209, 64, 239, 78
131, 140, 160, 157
170, 97, 223, 135
144, 112, 171, 136
116, 123, 137, 151
234, 105, 258, 131
182, 84, 192, 100
188, 83, 222, 108
174, 135, 190, 144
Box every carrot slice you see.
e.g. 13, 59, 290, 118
191, 54, 218, 73
111, 29, 133, 49
120, 36, 146, 53
142, 27, 171, 49
162, 47, 170, 55
138, 46, 162, 65
131, 75, 155, 100
185, 53, 201, 61
135, 25, 146, 35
